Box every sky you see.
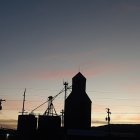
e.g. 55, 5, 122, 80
0, 0, 140, 129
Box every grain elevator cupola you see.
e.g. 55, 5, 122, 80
72, 72, 86, 92
64, 72, 92, 129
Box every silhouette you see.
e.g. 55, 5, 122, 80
64, 72, 92, 129
105, 108, 111, 125
0, 99, 6, 110
105, 108, 111, 136
43, 96, 58, 116
1, 72, 140, 140
17, 114, 37, 134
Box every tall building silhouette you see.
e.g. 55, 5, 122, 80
64, 72, 92, 129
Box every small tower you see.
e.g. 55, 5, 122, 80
64, 72, 92, 129
0, 99, 6, 110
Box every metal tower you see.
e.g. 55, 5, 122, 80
44, 96, 57, 116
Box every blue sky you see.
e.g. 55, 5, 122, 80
0, 0, 140, 128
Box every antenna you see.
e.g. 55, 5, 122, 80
19, 88, 28, 115
79, 66, 81, 72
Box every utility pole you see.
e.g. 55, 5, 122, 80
63, 82, 68, 113
106, 108, 111, 125
63, 82, 68, 140
63, 81, 68, 128
22, 88, 26, 115
105, 108, 111, 135
0, 99, 6, 110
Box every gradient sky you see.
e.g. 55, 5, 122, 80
0, 0, 140, 128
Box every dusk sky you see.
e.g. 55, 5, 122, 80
0, 0, 140, 128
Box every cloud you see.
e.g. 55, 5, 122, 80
91, 120, 106, 126
27, 64, 111, 81
111, 114, 140, 124
84, 63, 125, 79
120, 82, 140, 95
4, 101, 21, 111
117, 2, 140, 13
0, 119, 17, 129
16, 60, 133, 84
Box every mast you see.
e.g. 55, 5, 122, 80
22, 88, 26, 115
63, 81, 68, 127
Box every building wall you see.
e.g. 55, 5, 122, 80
17, 115, 37, 134
64, 72, 92, 129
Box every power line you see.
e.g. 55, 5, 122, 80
2, 108, 140, 115
93, 104, 140, 108
0, 87, 139, 93
95, 112, 140, 115
2, 94, 140, 101
94, 97, 140, 100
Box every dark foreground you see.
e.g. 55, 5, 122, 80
1, 124, 140, 140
